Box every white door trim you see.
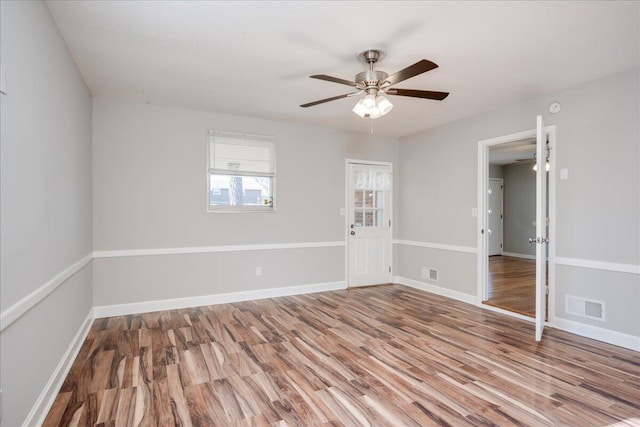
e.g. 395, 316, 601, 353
476, 125, 557, 326
345, 159, 393, 287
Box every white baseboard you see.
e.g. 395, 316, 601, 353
552, 317, 640, 352
393, 276, 476, 305
93, 281, 347, 318
393, 239, 477, 254
393, 276, 639, 351
501, 252, 536, 260
22, 309, 94, 427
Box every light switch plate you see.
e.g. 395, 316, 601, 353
0, 64, 6, 95
560, 168, 568, 180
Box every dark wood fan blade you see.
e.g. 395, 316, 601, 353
384, 60, 438, 86
310, 74, 357, 87
386, 88, 449, 101
300, 93, 354, 108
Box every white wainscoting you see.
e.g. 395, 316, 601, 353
393, 239, 478, 254
0, 254, 93, 332
93, 281, 347, 318
22, 309, 94, 427
393, 276, 477, 305
7, 240, 640, 426
553, 317, 640, 352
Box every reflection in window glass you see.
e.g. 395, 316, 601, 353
209, 175, 273, 209
376, 209, 384, 226
354, 210, 363, 227
365, 211, 374, 227
364, 190, 375, 208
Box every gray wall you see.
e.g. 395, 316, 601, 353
397, 68, 639, 337
92, 99, 398, 306
503, 162, 536, 256
489, 164, 504, 179
0, 2, 93, 426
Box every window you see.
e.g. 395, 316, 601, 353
351, 165, 390, 227
207, 130, 275, 212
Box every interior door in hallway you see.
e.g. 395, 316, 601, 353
488, 178, 503, 256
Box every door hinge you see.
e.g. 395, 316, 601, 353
500, 185, 503, 190
389, 266, 391, 273
500, 243, 502, 248
389, 219, 391, 227
545, 285, 549, 295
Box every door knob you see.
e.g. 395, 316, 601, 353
529, 237, 538, 243
350, 230, 356, 235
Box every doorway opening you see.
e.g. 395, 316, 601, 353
477, 121, 556, 339
484, 140, 548, 318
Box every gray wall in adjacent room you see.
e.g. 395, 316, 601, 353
397, 68, 639, 337
0, 2, 93, 426
92, 99, 399, 306
489, 164, 504, 179
503, 162, 536, 256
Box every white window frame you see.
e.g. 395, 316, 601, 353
207, 129, 276, 213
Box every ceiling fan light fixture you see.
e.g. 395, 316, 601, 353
368, 106, 383, 119
352, 99, 367, 117
376, 95, 393, 115
362, 94, 376, 109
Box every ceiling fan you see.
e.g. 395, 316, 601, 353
300, 49, 449, 119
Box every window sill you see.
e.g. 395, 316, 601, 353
208, 206, 276, 213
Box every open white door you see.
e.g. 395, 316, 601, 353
347, 162, 392, 287
535, 115, 547, 341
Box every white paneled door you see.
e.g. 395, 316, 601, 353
488, 178, 504, 256
535, 115, 548, 341
347, 162, 392, 287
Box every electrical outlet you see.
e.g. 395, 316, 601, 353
255, 267, 262, 276
421, 266, 428, 280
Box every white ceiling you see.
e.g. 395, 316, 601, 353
489, 138, 536, 166
46, 1, 639, 138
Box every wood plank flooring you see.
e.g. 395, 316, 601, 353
43, 285, 640, 426
484, 256, 540, 317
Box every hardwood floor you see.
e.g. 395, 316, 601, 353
484, 256, 541, 318
43, 285, 640, 426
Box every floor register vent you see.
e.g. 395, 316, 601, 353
565, 295, 606, 321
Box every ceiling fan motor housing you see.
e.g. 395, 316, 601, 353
355, 70, 389, 91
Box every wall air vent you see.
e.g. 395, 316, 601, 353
429, 268, 438, 282
565, 295, 605, 321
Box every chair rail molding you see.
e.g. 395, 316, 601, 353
0, 253, 93, 332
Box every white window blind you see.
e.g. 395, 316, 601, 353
208, 130, 275, 176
